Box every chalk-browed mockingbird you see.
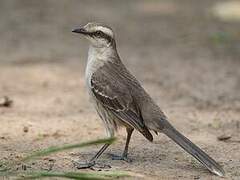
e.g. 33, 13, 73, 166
72, 22, 225, 176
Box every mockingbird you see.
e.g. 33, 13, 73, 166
72, 22, 225, 176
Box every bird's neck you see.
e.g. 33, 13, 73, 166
85, 44, 119, 78
88, 44, 119, 66
88, 44, 117, 61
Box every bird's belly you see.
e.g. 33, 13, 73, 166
85, 75, 127, 137
93, 100, 120, 137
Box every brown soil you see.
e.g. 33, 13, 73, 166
0, 0, 240, 179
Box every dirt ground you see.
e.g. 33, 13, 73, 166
0, 0, 240, 179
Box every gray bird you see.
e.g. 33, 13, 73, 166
72, 22, 225, 177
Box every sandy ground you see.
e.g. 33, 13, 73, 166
0, 0, 240, 179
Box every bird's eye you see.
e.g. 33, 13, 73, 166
95, 31, 102, 37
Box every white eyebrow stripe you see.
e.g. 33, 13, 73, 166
95, 26, 113, 37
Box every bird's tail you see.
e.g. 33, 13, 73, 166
162, 121, 225, 177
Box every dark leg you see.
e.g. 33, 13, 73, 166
122, 128, 134, 158
74, 143, 110, 169
112, 128, 134, 162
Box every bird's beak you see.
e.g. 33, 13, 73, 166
72, 27, 88, 35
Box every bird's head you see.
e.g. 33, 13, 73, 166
72, 22, 115, 48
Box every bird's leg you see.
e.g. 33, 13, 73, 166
73, 143, 110, 169
122, 128, 134, 159
111, 128, 133, 162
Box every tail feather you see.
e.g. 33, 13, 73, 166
162, 122, 225, 177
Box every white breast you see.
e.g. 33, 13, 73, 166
85, 45, 113, 90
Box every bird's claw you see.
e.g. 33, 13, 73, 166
110, 154, 132, 163
73, 160, 111, 170
73, 160, 96, 169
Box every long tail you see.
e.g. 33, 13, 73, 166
162, 121, 225, 177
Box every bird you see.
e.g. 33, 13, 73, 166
72, 22, 225, 177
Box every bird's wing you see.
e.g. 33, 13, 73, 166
90, 66, 153, 141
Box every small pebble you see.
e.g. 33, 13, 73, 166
23, 126, 29, 133
0, 96, 13, 107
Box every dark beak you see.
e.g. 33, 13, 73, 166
72, 27, 87, 34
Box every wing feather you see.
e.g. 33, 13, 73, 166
90, 64, 153, 141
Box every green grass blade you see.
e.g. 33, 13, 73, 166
22, 137, 116, 162
16, 171, 130, 180
0, 137, 132, 180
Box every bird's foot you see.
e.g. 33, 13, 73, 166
73, 160, 95, 169
72, 160, 111, 170
109, 153, 132, 163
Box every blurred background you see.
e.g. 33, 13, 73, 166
0, 0, 240, 179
